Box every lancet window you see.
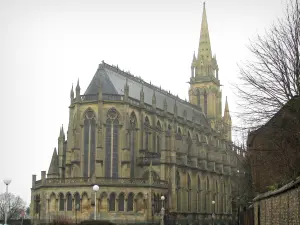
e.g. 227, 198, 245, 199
197, 176, 201, 212
74, 193, 80, 210
118, 193, 125, 211
204, 91, 208, 115
129, 112, 137, 178
187, 174, 191, 211
83, 110, 96, 177
66, 193, 72, 211
176, 170, 181, 211
105, 108, 119, 178
59, 193, 64, 211
109, 193, 116, 211
127, 193, 134, 211
144, 117, 151, 151
156, 121, 162, 153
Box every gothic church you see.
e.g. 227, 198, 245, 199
31, 3, 236, 224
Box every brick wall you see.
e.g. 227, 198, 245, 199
254, 177, 300, 225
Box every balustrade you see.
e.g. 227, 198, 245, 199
34, 177, 168, 189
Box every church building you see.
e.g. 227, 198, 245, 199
31, 3, 237, 225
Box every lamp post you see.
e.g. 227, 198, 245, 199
3, 179, 11, 225
212, 200, 216, 225
75, 203, 79, 224
160, 196, 165, 225
92, 185, 99, 220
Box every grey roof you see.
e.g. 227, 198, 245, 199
48, 148, 59, 175
85, 62, 209, 128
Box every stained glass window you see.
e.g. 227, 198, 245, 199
83, 110, 96, 177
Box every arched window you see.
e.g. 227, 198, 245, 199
197, 176, 201, 212
187, 132, 192, 155
127, 193, 134, 211
105, 108, 119, 178
144, 117, 150, 150
156, 121, 162, 153
197, 89, 200, 107
83, 110, 96, 177
59, 193, 64, 211
35, 195, 40, 214
176, 171, 181, 211
118, 193, 125, 212
129, 112, 137, 178
109, 193, 116, 211
176, 127, 182, 140
204, 177, 209, 211
204, 91, 208, 115
66, 193, 72, 211
74, 193, 80, 210
187, 174, 191, 211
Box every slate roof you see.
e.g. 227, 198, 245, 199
84, 61, 209, 128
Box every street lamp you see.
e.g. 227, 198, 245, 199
92, 185, 99, 220
75, 204, 80, 224
3, 179, 11, 225
161, 196, 165, 225
212, 200, 216, 225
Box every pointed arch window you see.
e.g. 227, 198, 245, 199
105, 108, 119, 178
197, 176, 201, 212
197, 89, 201, 107
176, 171, 181, 211
187, 132, 192, 155
83, 110, 96, 177
187, 174, 191, 211
144, 117, 151, 151
59, 193, 65, 211
74, 193, 80, 210
118, 193, 125, 212
66, 193, 72, 211
204, 177, 209, 211
127, 193, 134, 211
176, 127, 182, 140
129, 112, 137, 178
109, 193, 116, 211
204, 91, 208, 115
156, 121, 162, 153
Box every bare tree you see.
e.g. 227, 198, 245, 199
234, 0, 300, 129
0, 193, 26, 221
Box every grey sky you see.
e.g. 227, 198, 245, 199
0, 0, 286, 205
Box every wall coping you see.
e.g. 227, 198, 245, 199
253, 176, 300, 202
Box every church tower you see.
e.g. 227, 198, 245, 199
189, 2, 231, 140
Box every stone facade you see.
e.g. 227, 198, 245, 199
31, 3, 238, 225
253, 177, 300, 225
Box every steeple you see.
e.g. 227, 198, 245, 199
70, 84, 74, 104
47, 148, 59, 178
59, 125, 65, 139
197, 2, 212, 62
224, 96, 231, 120
76, 79, 81, 102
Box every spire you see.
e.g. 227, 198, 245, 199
76, 79, 81, 101
70, 84, 74, 99
224, 96, 231, 120
47, 148, 59, 176
197, 2, 212, 61
59, 125, 65, 138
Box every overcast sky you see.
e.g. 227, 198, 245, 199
0, 0, 286, 205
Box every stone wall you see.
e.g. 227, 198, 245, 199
253, 177, 300, 225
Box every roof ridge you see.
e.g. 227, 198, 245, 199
100, 61, 204, 113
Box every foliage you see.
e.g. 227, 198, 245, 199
50, 216, 72, 225
234, 0, 300, 129
0, 192, 26, 221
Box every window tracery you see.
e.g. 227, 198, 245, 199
83, 109, 96, 177
105, 108, 119, 178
